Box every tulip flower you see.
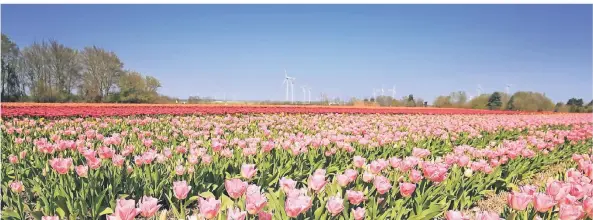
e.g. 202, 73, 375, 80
138, 196, 161, 218
325, 195, 344, 216
352, 207, 365, 220
240, 164, 257, 179
346, 190, 366, 205
399, 182, 416, 197
199, 196, 221, 219
173, 181, 191, 200
107, 199, 140, 220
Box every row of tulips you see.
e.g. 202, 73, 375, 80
0, 104, 550, 117
1, 114, 592, 219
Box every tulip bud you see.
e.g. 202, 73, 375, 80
464, 168, 473, 177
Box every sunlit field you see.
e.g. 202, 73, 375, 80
2, 104, 592, 220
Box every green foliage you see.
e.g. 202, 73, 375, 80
487, 92, 503, 110
507, 91, 554, 112
467, 94, 491, 110
2, 33, 167, 104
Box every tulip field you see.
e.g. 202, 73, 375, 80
2, 104, 593, 220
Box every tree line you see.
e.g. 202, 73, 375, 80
432, 90, 592, 113
1, 34, 174, 103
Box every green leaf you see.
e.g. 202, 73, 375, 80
221, 194, 234, 209
1, 210, 20, 219
98, 207, 114, 216
199, 192, 215, 198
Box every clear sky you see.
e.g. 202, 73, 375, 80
2, 4, 592, 103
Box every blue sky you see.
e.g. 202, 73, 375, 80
2, 5, 591, 103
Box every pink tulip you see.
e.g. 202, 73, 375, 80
337, 174, 350, 187
399, 182, 416, 197
76, 165, 88, 177
9, 155, 18, 164
241, 164, 257, 179
352, 207, 365, 220
422, 162, 448, 183
325, 196, 344, 216
475, 211, 499, 220
507, 192, 532, 211
353, 156, 366, 168
258, 211, 272, 220
520, 184, 538, 196
112, 154, 125, 167
41, 216, 59, 220
279, 177, 297, 193
138, 196, 161, 218
533, 193, 556, 212
201, 155, 212, 165
107, 199, 140, 220
389, 157, 402, 169
308, 172, 327, 192
583, 197, 593, 217
10, 181, 24, 193
245, 185, 267, 214
369, 160, 385, 174
346, 190, 366, 205
225, 178, 248, 199
175, 165, 186, 176
445, 210, 465, 220
226, 207, 246, 220
87, 157, 102, 170
362, 171, 375, 183
49, 157, 73, 174
285, 192, 312, 218
457, 155, 470, 167
373, 175, 392, 195
199, 196, 221, 219
412, 147, 431, 158
19, 150, 27, 159
409, 169, 423, 183
559, 204, 585, 220
344, 169, 358, 182
173, 181, 191, 200
569, 183, 587, 199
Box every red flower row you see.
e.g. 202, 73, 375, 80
1, 103, 554, 117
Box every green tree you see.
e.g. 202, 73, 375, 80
433, 95, 453, 108
1, 34, 24, 101
406, 94, 415, 107
487, 92, 503, 110
507, 91, 554, 112
79, 46, 124, 102
467, 94, 490, 109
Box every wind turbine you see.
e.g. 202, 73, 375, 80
301, 85, 308, 103
477, 84, 483, 96
307, 87, 312, 104
381, 85, 385, 96
505, 84, 513, 95
282, 69, 296, 103
388, 85, 397, 98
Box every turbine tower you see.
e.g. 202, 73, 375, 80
307, 87, 312, 104
388, 85, 397, 98
477, 84, 483, 96
505, 84, 513, 95
282, 69, 296, 103
301, 85, 308, 103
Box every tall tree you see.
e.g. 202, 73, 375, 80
47, 40, 81, 101
487, 92, 503, 110
80, 46, 124, 102
1, 34, 24, 101
22, 41, 54, 102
